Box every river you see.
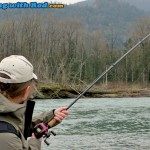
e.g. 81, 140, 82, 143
33, 98, 150, 150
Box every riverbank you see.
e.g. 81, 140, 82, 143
34, 82, 150, 99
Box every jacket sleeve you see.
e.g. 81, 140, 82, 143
32, 110, 55, 126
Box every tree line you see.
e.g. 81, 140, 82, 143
0, 14, 150, 85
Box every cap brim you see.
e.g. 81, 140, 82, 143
33, 73, 38, 80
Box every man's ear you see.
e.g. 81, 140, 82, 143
22, 86, 30, 101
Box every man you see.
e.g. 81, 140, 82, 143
0, 55, 68, 150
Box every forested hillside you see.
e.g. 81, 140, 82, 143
52, 0, 147, 46
0, 0, 150, 87
0, 0, 147, 46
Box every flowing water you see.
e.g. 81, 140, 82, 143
33, 98, 150, 150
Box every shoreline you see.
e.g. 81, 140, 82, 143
34, 82, 150, 99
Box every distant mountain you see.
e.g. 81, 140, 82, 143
56, 0, 148, 44
118, 0, 150, 12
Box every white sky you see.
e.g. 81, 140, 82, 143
0, 0, 86, 4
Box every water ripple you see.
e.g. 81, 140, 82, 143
34, 98, 150, 150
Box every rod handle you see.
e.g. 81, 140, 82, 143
48, 118, 59, 128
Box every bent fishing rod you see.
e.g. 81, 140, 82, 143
33, 33, 150, 145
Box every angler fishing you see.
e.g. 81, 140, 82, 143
0, 55, 68, 150
32, 33, 150, 145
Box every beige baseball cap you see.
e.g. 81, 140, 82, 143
0, 55, 37, 83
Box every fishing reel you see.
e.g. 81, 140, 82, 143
32, 122, 56, 145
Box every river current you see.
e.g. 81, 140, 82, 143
33, 98, 150, 150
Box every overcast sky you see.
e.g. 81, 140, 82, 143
0, 0, 86, 4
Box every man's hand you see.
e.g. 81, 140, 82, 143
54, 107, 69, 122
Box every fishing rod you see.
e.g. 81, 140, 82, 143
67, 33, 150, 109
33, 33, 150, 145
